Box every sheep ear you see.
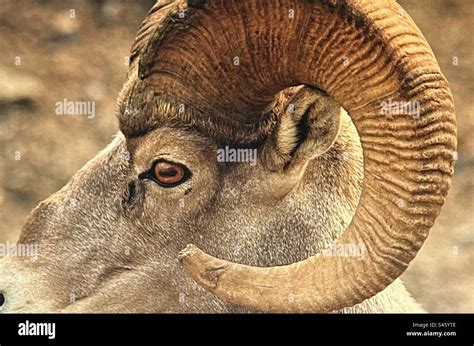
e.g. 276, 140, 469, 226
261, 86, 342, 171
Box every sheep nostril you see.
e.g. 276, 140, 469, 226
0, 293, 5, 307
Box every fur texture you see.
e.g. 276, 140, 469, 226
0, 105, 423, 312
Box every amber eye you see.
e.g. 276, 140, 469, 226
140, 160, 191, 188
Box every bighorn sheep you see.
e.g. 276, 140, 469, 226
0, 0, 456, 313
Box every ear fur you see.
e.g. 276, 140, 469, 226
261, 86, 342, 171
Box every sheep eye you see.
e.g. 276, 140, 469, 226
140, 160, 191, 188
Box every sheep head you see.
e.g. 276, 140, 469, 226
0, 0, 456, 313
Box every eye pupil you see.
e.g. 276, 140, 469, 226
158, 168, 178, 178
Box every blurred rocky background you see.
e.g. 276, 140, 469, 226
0, 0, 472, 312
